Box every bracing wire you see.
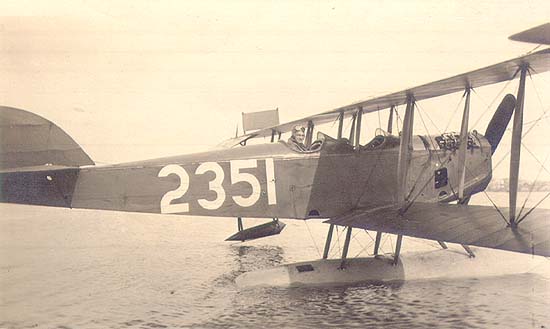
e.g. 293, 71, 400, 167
517, 191, 550, 225
304, 221, 322, 258
395, 107, 402, 133
517, 152, 550, 220
471, 72, 517, 129
351, 231, 375, 259
443, 95, 466, 132
415, 101, 443, 136
484, 73, 550, 175
329, 226, 343, 259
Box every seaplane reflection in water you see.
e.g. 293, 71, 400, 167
2, 23, 550, 287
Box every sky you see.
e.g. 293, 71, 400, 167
1, 0, 550, 180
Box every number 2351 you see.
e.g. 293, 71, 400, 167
158, 158, 276, 214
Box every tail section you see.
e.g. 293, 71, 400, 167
1, 106, 93, 207
0, 106, 94, 170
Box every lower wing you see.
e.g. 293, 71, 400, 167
326, 203, 550, 257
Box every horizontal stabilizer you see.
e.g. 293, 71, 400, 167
326, 203, 550, 257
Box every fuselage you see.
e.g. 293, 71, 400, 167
1, 132, 492, 219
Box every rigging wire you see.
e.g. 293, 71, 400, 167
461, 160, 511, 225
517, 152, 550, 220
352, 231, 375, 259
415, 101, 443, 136
409, 100, 510, 224
471, 71, 517, 130
517, 191, 550, 225
528, 70, 550, 127
443, 94, 466, 132
304, 220, 322, 258
329, 225, 343, 259
486, 72, 550, 174
414, 104, 439, 149
395, 106, 402, 133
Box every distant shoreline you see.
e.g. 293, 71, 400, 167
486, 179, 550, 192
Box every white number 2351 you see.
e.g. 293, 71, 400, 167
158, 159, 276, 214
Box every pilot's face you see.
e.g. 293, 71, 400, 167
294, 130, 305, 143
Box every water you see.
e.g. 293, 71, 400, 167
1, 193, 549, 328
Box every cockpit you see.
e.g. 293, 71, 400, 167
280, 129, 402, 153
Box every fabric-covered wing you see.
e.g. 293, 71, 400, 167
509, 23, 550, 45
325, 203, 550, 257
222, 48, 550, 143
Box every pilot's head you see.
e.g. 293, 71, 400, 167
292, 125, 306, 144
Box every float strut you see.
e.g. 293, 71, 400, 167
393, 234, 403, 265
438, 241, 448, 249
373, 231, 383, 255
237, 217, 243, 231
322, 224, 335, 259
339, 227, 353, 269
462, 245, 475, 258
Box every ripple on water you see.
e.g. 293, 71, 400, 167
1, 205, 549, 328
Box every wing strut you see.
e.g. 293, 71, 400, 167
337, 112, 344, 138
458, 87, 471, 201
372, 106, 397, 254
305, 120, 314, 147
397, 96, 415, 209
349, 113, 357, 144
355, 107, 363, 147
387, 106, 395, 134
509, 65, 528, 227
394, 95, 415, 264
373, 231, 383, 255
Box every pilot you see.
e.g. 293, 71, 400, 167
288, 125, 308, 152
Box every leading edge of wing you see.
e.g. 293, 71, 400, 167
226, 48, 550, 143
325, 203, 550, 257
509, 23, 550, 45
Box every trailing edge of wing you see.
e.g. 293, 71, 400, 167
325, 203, 550, 257
223, 48, 550, 143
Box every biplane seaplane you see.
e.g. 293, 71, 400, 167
2, 24, 550, 287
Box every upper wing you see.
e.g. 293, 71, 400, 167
326, 203, 550, 257
222, 48, 550, 143
509, 23, 550, 45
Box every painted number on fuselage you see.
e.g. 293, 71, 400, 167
196, 162, 226, 210
158, 159, 277, 214
158, 164, 190, 214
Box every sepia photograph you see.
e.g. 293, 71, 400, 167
1, 1, 550, 328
